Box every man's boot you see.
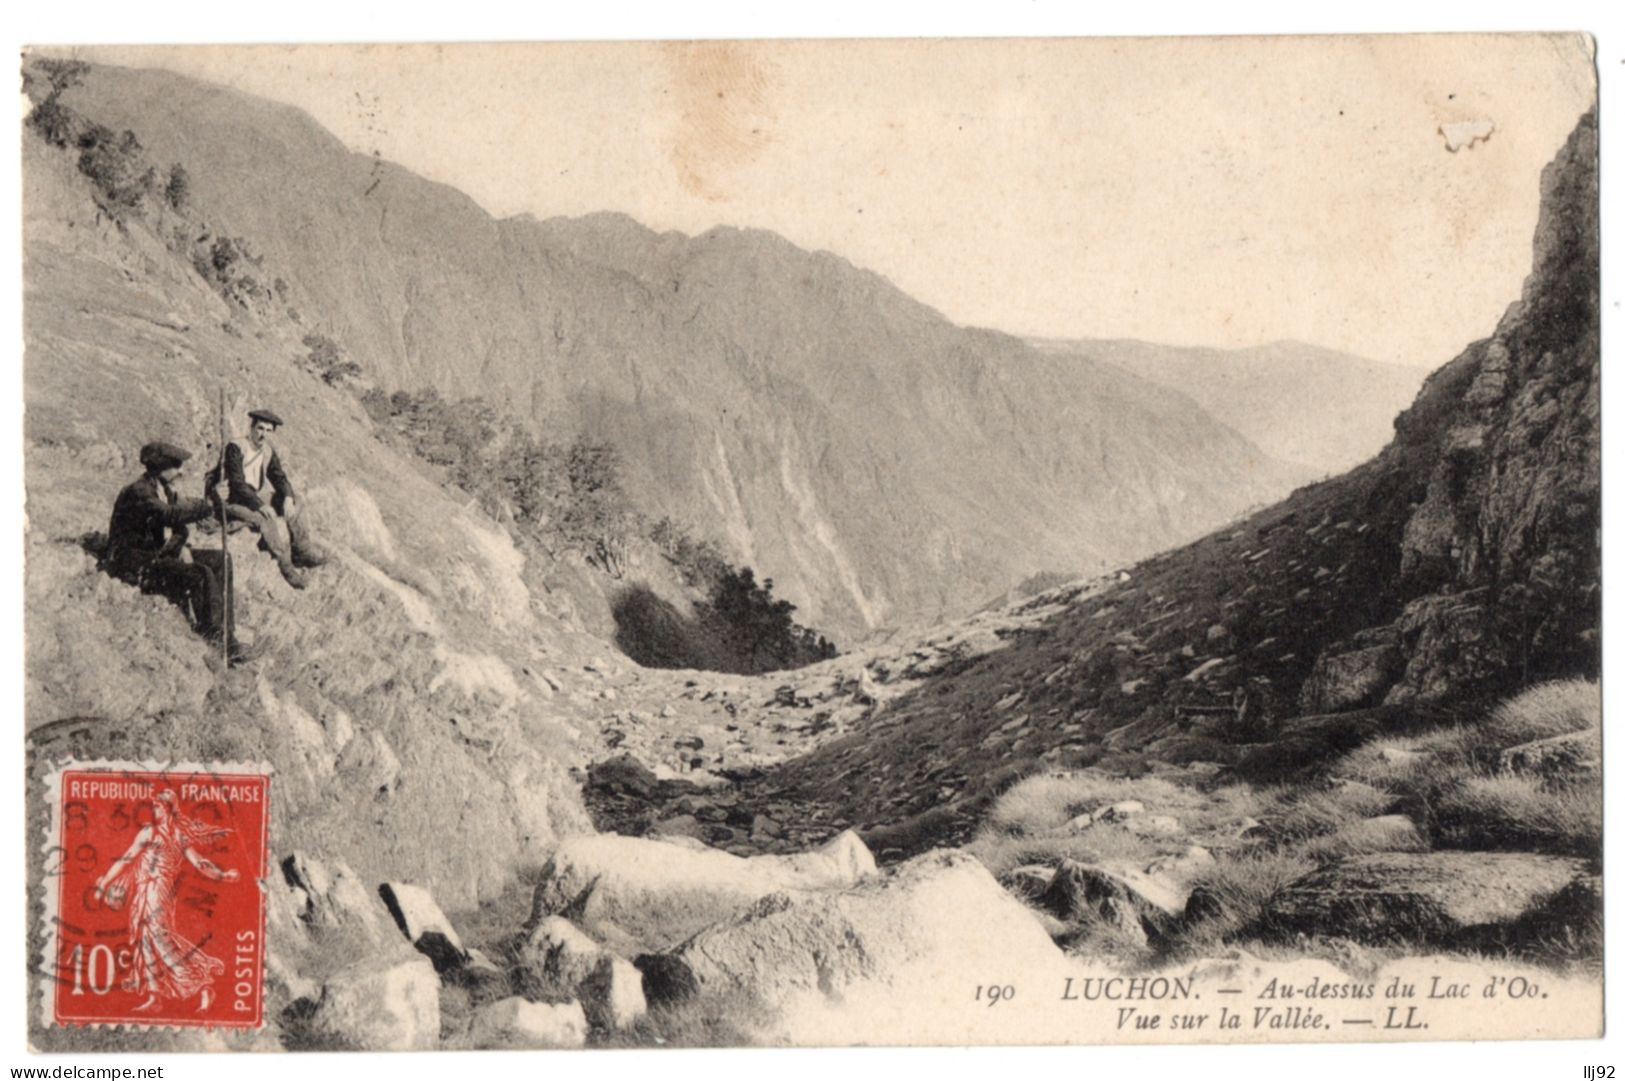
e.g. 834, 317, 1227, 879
287, 511, 328, 568
259, 512, 308, 589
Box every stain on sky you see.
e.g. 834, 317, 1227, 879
664, 42, 776, 203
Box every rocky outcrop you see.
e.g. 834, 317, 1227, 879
660, 852, 1064, 1012
1262, 852, 1589, 948
1386, 109, 1600, 703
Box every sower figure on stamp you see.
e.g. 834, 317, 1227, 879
212, 407, 327, 589
92, 790, 240, 1013
103, 441, 248, 664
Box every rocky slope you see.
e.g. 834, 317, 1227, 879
42, 60, 1303, 642
1029, 338, 1426, 477
672, 108, 1601, 855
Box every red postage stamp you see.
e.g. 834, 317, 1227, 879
40, 762, 271, 1030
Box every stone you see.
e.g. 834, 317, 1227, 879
523, 915, 607, 994
305, 956, 440, 1051
648, 814, 707, 841
1057, 811, 1094, 832
1263, 852, 1589, 947
528, 830, 878, 953
1094, 800, 1145, 823
1379, 747, 1431, 768
468, 996, 588, 1050
281, 852, 386, 943
635, 953, 700, 1007
1299, 643, 1402, 712
662, 852, 1064, 1019
586, 754, 659, 800
580, 955, 648, 1031
1039, 859, 1186, 941
379, 882, 467, 973
1144, 845, 1215, 883
1124, 813, 1183, 837
999, 864, 1057, 902
1498, 727, 1601, 777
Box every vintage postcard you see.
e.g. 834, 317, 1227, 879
16, 33, 1600, 1058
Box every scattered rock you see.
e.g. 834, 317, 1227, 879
468, 996, 588, 1049
1124, 814, 1183, 837
648, 814, 707, 841
281, 853, 386, 943
635, 952, 700, 1007
1145, 845, 1215, 883
379, 882, 467, 973
1094, 800, 1145, 823
523, 915, 607, 995
1263, 852, 1589, 947
580, 954, 648, 1031
998, 864, 1057, 902
1498, 727, 1601, 777
586, 754, 659, 801
1040, 858, 1187, 942
305, 956, 440, 1051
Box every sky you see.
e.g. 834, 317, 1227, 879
69, 34, 1596, 371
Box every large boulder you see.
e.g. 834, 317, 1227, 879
528, 830, 877, 952
1262, 851, 1589, 947
302, 956, 441, 1051
659, 851, 1065, 1027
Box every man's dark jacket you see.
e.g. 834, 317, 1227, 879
104, 474, 214, 578
215, 441, 294, 513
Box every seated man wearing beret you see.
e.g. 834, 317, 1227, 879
213, 407, 327, 589
104, 441, 248, 664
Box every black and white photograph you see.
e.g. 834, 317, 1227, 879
10, 26, 1606, 1064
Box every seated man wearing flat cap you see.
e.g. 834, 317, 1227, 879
104, 441, 247, 663
213, 407, 327, 589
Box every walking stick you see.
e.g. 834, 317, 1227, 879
218, 387, 231, 667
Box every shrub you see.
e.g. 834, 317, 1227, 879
302, 333, 362, 387
165, 163, 191, 211
75, 124, 157, 217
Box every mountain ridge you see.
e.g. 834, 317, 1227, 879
47, 59, 1303, 642
1028, 336, 1426, 476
